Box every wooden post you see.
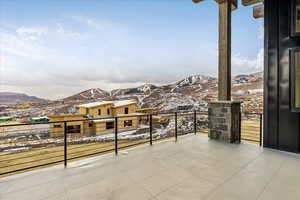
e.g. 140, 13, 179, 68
193, 0, 241, 144
218, 0, 232, 101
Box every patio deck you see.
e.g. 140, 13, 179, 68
1, 134, 300, 200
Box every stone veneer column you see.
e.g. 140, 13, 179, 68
208, 101, 241, 143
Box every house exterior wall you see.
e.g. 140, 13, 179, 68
93, 116, 139, 135
93, 120, 114, 135
113, 104, 137, 115
118, 116, 139, 132
79, 104, 113, 118
49, 115, 87, 137
79, 107, 88, 115
88, 104, 113, 118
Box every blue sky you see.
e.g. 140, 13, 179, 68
0, 0, 263, 99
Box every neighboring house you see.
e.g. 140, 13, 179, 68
49, 100, 148, 137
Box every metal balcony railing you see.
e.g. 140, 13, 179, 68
0, 111, 263, 176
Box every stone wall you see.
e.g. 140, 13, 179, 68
208, 101, 241, 143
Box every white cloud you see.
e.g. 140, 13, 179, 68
16, 27, 48, 38
55, 23, 81, 39
0, 31, 46, 60
232, 48, 263, 74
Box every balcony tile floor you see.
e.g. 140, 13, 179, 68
1, 134, 300, 200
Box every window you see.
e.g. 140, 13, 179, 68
53, 124, 62, 128
124, 107, 129, 114
98, 109, 101, 116
292, 0, 300, 35
124, 120, 132, 127
88, 123, 93, 127
291, 49, 300, 111
107, 108, 110, 115
67, 125, 81, 134
106, 122, 114, 129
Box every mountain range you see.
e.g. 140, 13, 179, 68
60, 72, 262, 111
0, 92, 45, 105
0, 72, 263, 118
62, 75, 216, 101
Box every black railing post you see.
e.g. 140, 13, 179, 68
194, 111, 197, 135
239, 112, 242, 143
115, 117, 118, 155
150, 114, 153, 145
64, 121, 67, 168
259, 113, 263, 146
175, 112, 178, 142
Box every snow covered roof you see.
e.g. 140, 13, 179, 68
113, 100, 137, 108
78, 101, 114, 108
0, 116, 14, 120
31, 116, 49, 120
78, 100, 137, 109
93, 119, 115, 123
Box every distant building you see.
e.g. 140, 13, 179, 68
48, 100, 148, 137
0, 116, 16, 123
177, 105, 194, 111
30, 117, 49, 123
136, 107, 158, 114
136, 107, 158, 124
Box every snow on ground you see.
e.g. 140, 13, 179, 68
248, 89, 263, 94
90, 89, 95, 98
3, 147, 31, 153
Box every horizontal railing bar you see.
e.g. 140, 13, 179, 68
67, 142, 113, 151
117, 139, 149, 146
0, 111, 209, 128
0, 154, 64, 169
67, 143, 117, 156
0, 160, 64, 176
241, 127, 260, 129
242, 112, 263, 115
241, 138, 260, 143
0, 149, 65, 163
117, 141, 150, 150
152, 136, 174, 142
67, 148, 115, 161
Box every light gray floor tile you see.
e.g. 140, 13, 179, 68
104, 182, 153, 200
139, 172, 181, 196
2, 179, 66, 200
156, 176, 216, 200
205, 170, 274, 200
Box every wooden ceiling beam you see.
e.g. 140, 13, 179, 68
192, 0, 238, 11
192, 0, 205, 2
242, 0, 263, 6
